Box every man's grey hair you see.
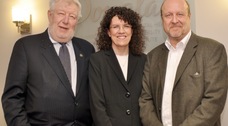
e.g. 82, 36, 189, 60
49, 0, 82, 19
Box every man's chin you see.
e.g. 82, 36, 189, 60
57, 33, 74, 42
169, 31, 182, 38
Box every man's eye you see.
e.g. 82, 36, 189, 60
58, 12, 65, 16
177, 13, 185, 17
70, 15, 76, 20
165, 14, 172, 18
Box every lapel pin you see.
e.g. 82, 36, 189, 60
80, 53, 84, 57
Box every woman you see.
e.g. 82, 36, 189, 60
89, 7, 146, 126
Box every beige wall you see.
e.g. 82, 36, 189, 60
0, 0, 49, 125
194, 0, 228, 125
0, 0, 227, 126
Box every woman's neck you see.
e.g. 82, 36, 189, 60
112, 46, 129, 56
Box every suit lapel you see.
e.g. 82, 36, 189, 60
127, 53, 138, 83
174, 33, 198, 86
105, 50, 128, 90
72, 40, 85, 95
159, 45, 169, 91
40, 31, 74, 97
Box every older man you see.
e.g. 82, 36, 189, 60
2, 0, 94, 125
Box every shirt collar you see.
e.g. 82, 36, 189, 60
48, 29, 72, 45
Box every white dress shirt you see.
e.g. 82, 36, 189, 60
48, 34, 77, 96
161, 31, 191, 126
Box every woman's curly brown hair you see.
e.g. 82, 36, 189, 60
96, 6, 145, 55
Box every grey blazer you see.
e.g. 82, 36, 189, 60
139, 32, 228, 126
89, 49, 146, 126
2, 30, 95, 126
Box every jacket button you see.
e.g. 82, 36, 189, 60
73, 120, 78, 126
125, 92, 130, 98
126, 110, 131, 115
75, 102, 79, 107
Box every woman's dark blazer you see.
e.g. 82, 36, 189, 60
89, 49, 146, 126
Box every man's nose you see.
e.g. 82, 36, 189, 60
62, 15, 69, 24
171, 15, 178, 23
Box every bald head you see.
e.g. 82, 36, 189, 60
161, 0, 191, 17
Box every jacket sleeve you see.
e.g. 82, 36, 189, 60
1, 40, 31, 126
139, 55, 163, 126
88, 55, 112, 126
180, 43, 228, 126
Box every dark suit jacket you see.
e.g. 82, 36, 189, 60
89, 49, 146, 126
2, 30, 95, 126
139, 33, 228, 126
